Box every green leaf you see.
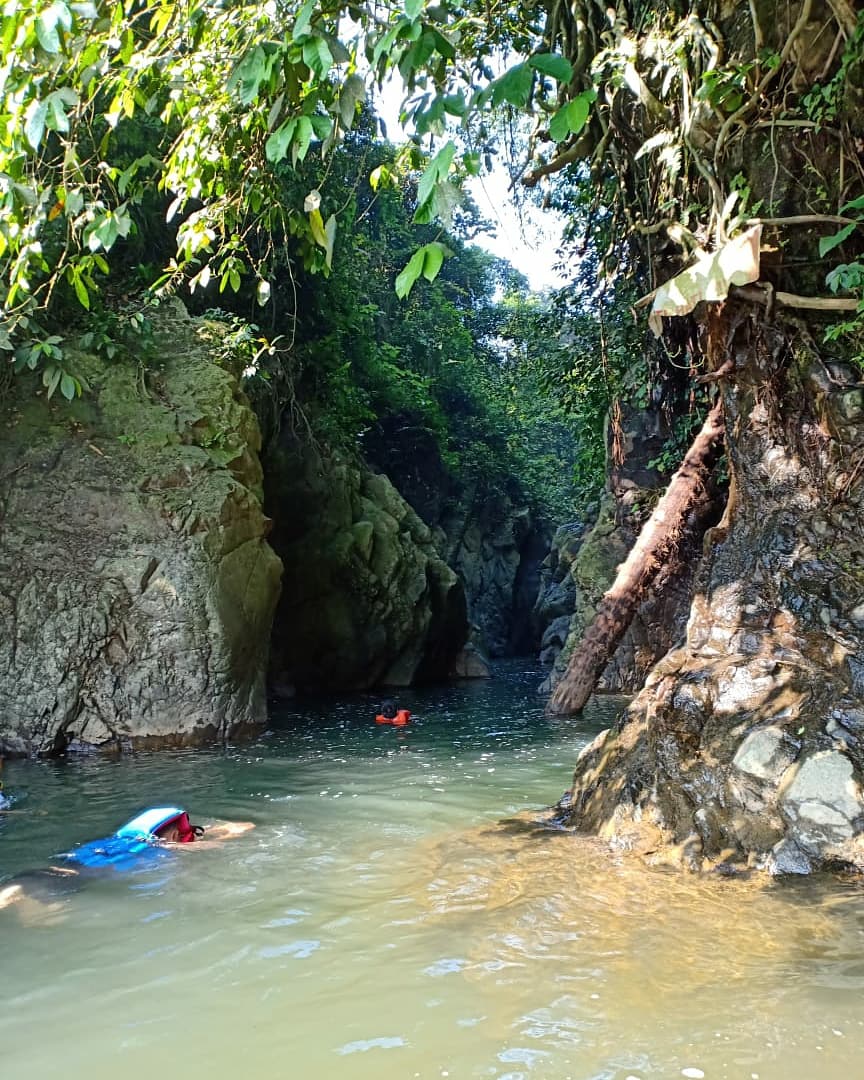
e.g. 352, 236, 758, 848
60, 372, 77, 401
421, 241, 447, 281
292, 115, 314, 164
44, 365, 62, 399
310, 113, 332, 140
227, 46, 271, 105
338, 74, 366, 130
405, 0, 424, 18
265, 118, 297, 162
395, 248, 426, 299
529, 53, 573, 83
302, 36, 332, 79
491, 63, 532, 108
548, 104, 571, 143
400, 30, 437, 81
72, 274, 90, 309
308, 207, 328, 248
819, 222, 857, 257
36, 3, 71, 53
292, 0, 316, 40
24, 99, 48, 150
442, 92, 467, 117
415, 95, 445, 136
324, 34, 350, 64
416, 140, 455, 207
429, 28, 455, 60
548, 91, 595, 143
372, 21, 402, 65
840, 194, 864, 214
46, 91, 71, 134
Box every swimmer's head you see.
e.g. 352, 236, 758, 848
155, 812, 202, 843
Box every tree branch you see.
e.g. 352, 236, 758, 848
736, 284, 860, 311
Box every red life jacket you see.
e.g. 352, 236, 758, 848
375, 709, 411, 726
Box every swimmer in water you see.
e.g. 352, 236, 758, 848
375, 699, 412, 726
0, 807, 254, 919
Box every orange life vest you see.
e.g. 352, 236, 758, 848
375, 709, 411, 726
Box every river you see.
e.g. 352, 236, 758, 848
2, 661, 864, 1080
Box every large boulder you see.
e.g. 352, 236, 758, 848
266, 439, 468, 691
0, 304, 282, 755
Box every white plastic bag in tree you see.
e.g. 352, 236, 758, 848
648, 224, 762, 336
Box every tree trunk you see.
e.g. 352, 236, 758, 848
548, 399, 726, 715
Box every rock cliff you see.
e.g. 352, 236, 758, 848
265, 437, 468, 692
0, 304, 282, 755
362, 419, 549, 659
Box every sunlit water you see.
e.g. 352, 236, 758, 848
3, 662, 864, 1080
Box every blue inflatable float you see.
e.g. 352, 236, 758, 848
62, 807, 197, 870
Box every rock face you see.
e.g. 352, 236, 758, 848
438, 490, 550, 658
361, 416, 549, 659
265, 438, 468, 692
0, 304, 283, 755
556, 307, 864, 875
535, 404, 720, 694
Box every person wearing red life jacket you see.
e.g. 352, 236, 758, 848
375, 699, 411, 726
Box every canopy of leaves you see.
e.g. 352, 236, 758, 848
230, 122, 583, 523
5, 0, 863, 477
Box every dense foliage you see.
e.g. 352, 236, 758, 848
4, 0, 863, 509
217, 118, 584, 521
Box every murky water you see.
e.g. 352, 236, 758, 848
3, 662, 864, 1080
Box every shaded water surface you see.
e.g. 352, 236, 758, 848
2, 662, 864, 1080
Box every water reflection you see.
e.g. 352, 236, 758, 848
1, 663, 864, 1079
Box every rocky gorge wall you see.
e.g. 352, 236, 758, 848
437, 488, 550, 659
265, 436, 469, 693
362, 420, 550, 661
0, 304, 282, 755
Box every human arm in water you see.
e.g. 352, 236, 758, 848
157, 819, 255, 847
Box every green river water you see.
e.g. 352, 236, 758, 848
2, 661, 864, 1080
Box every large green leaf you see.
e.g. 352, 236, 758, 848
292, 115, 314, 164
819, 222, 857, 257
416, 140, 455, 207
395, 247, 426, 299
491, 63, 532, 108
24, 99, 48, 150
529, 53, 573, 83
265, 118, 297, 162
302, 36, 332, 79
421, 241, 447, 281
548, 90, 595, 143
338, 73, 366, 130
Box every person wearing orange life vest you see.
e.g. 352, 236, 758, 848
375, 699, 411, 726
